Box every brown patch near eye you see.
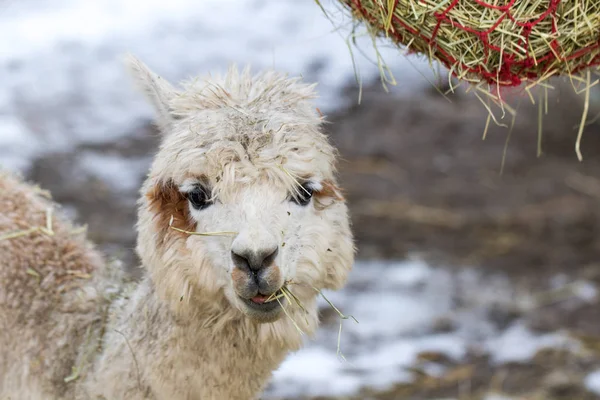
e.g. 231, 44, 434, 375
146, 179, 195, 243
314, 180, 344, 210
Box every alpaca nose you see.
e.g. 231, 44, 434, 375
231, 247, 279, 272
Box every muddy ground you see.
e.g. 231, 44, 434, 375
24, 79, 600, 399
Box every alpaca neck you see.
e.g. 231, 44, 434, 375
86, 274, 316, 400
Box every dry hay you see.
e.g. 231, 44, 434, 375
0, 207, 55, 241
320, 0, 600, 160
266, 283, 359, 361
168, 215, 237, 237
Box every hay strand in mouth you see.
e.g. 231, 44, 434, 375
266, 282, 358, 360
0, 207, 55, 241
271, 281, 358, 360
313, 286, 358, 324
280, 286, 311, 326
276, 296, 305, 336
313, 286, 358, 361
168, 215, 237, 237
265, 284, 310, 331
265, 289, 286, 303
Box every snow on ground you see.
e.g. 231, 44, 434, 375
265, 259, 580, 399
486, 322, 577, 365
0, 0, 435, 173
585, 369, 600, 396
484, 395, 515, 400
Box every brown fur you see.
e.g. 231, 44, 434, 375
0, 171, 123, 399
145, 179, 195, 242
314, 180, 344, 210
318, 180, 344, 201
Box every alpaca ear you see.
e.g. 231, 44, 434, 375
124, 54, 179, 133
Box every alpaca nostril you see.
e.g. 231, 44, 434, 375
231, 247, 278, 272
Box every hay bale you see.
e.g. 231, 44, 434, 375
327, 0, 600, 159
336, 0, 600, 88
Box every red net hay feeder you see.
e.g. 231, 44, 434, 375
331, 0, 600, 159
336, 0, 600, 89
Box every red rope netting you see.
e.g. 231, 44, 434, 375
345, 0, 600, 87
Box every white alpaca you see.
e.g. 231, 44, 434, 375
0, 55, 354, 399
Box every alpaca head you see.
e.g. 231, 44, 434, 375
127, 55, 354, 323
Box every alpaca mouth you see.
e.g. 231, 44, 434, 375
239, 289, 285, 314
250, 294, 271, 304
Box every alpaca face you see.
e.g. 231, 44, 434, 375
128, 56, 355, 322
176, 175, 347, 322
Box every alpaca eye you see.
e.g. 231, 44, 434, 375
291, 184, 313, 206
187, 187, 211, 210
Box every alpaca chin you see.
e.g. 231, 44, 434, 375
223, 286, 283, 324
239, 300, 285, 323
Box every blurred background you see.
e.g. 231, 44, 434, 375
2, 0, 600, 399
